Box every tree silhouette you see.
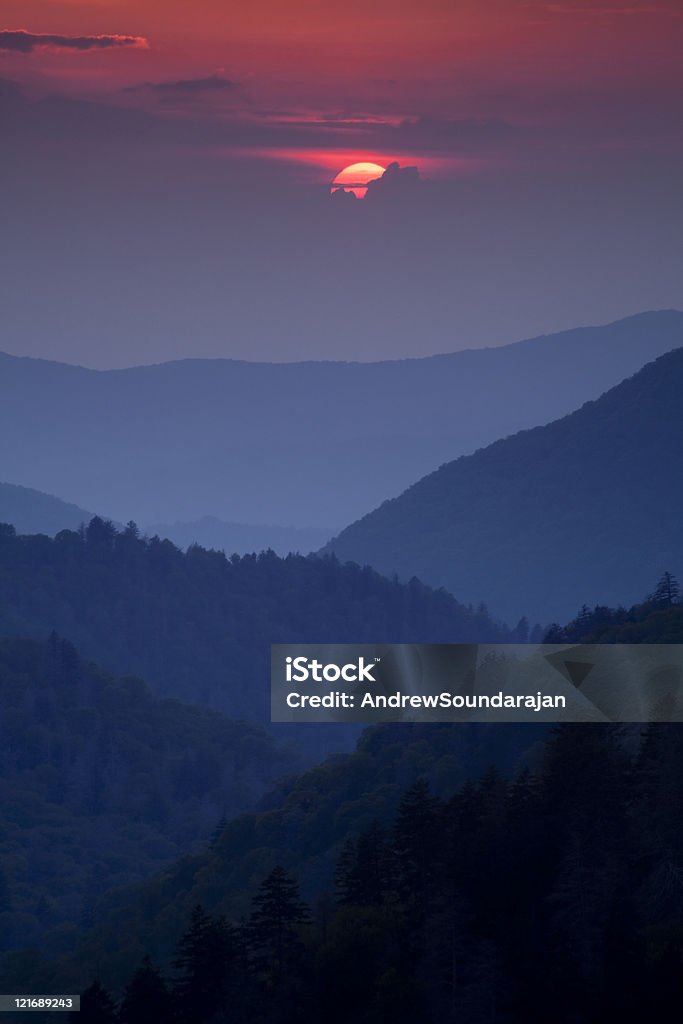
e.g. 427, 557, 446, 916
652, 571, 680, 607
69, 980, 117, 1023
393, 778, 439, 907
335, 822, 391, 907
119, 956, 173, 1024
173, 905, 234, 1023
56, 711, 683, 1024
249, 866, 309, 981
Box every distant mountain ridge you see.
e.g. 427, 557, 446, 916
0, 481, 95, 535
145, 517, 335, 557
325, 347, 683, 624
0, 485, 333, 556
1, 310, 680, 527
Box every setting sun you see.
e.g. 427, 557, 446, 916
331, 161, 386, 199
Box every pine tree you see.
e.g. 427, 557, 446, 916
119, 956, 173, 1024
69, 980, 117, 1023
575, 603, 594, 633
249, 866, 309, 981
652, 571, 680, 607
393, 778, 439, 906
335, 822, 391, 907
334, 837, 357, 904
173, 905, 234, 1023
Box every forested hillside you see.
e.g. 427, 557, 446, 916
0, 520, 511, 726
0, 483, 331, 557
0, 636, 292, 953
51, 724, 683, 1024
2, 583, 681, 1022
545, 571, 683, 643
8, 720, 548, 997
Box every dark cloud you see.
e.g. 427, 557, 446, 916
0, 88, 520, 170
0, 71, 521, 161
125, 76, 236, 95
365, 161, 421, 200
0, 30, 149, 53
330, 185, 358, 202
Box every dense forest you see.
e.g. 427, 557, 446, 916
545, 571, 683, 643
2, 579, 680, 1022
0, 520, 511, 732
0, 514, 680, 1022
0, 636, 293, 953
17, 720, 683, 1024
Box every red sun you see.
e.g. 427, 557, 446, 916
331, 161, 386, 199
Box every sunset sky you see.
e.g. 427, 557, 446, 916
1, 0, 682, 365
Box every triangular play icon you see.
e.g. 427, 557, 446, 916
544, 648, 596, 690
562, 660, 595, 689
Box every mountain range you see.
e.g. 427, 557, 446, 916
1, 311, 680, 529
0, 485, 332, 557
0, 521, 510, 738
325, 347, 683, 624
0, 482, 96, 537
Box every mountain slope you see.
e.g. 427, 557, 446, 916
0, 634, 293, 952
63, 717, 683, 1024
32, 719, 547, 984
0, 521, 510, 734
0, 311, 680, 527
5, 583, 679, 994
0, 482, 95, 536
0, 485, 332, 558
325, 348, 683, 624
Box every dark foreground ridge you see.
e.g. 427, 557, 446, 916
4, 578, 682, 1023
0, 634, 294, 952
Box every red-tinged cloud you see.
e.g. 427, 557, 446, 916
0, 30, 149, 53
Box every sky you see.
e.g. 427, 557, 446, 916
1, 0, 682, 366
